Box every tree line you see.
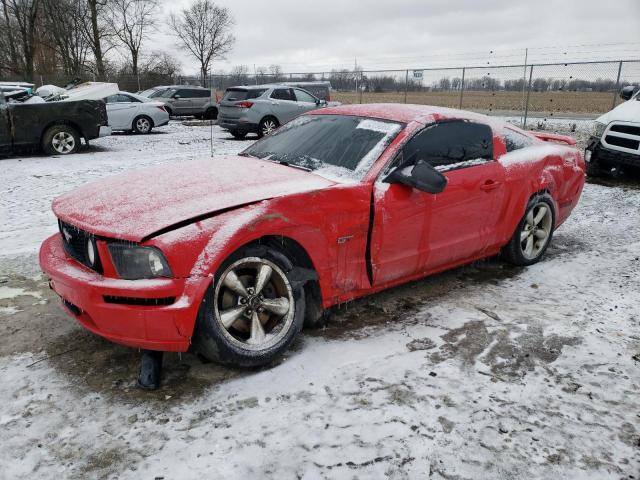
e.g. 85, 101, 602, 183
0, 0, 234, 90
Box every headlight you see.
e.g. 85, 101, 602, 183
108, 244, 172, 279
592, 122, 606, 138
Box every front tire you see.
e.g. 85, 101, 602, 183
42, 125, 80, 155
502, 194, 555, 266
193, 246, 305, 367
230, 130, 247, 140
132, 115, 153, 134
258, 116, 279, 138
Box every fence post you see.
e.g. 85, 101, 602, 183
459, 67, 466, 109
612, 60, 623, 110
523, 65, 534, 129
404, 69, 409, 103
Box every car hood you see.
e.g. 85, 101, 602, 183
53, 155, 335, 242
596, 99, 640, 125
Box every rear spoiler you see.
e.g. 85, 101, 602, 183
528, 131, 577, 146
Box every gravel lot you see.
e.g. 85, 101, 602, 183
1, 119, 639, 479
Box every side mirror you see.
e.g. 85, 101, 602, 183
619, 85, 636, 101
316, 99, 327, 106
385, 162, 447, 194
173, 94, 181, 100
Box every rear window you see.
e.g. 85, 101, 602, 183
223, 88, 266, 102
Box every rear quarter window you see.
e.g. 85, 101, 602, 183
504, 129, 534, 152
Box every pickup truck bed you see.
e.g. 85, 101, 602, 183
0, 93, 110, 155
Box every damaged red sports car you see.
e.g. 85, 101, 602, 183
40, 104, 585, 367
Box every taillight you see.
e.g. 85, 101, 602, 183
236, 101, 253, 108
327, 94, 331, 101
156, 106, 167, 112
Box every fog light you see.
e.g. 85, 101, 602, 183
86, 238, 97, 266
584, 150, 592, 163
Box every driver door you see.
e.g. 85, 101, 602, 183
370, 120, 504, 285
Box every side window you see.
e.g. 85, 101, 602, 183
104, 95, 119, 104
504, 129, 534, 152
117, 94, 136, 103
175, 89, 191, 98
192, 89, 211, 98
271, 88, 294, 101
294, 89, 316, 103
402, 121, 494, 172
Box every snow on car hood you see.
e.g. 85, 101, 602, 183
596, 98, 640, 125
53, 155, 334, 241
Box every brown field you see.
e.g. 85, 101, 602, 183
331, 90, 618, 116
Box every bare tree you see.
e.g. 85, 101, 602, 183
1, 0, 21, 75
110, 0, 157, 80
41, 0, 91, 77
269, 64, 283, 82
81, 0, 112, 79
3, 0, 41, 80
168, 0, 234, 86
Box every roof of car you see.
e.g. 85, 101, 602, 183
307, 103, 498, 125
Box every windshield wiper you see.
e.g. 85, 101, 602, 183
277, 161, 312, 172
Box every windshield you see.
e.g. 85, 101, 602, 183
242, 115, 402, 182
139, 88, 157, 97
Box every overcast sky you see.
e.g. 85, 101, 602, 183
151, 0, 640, 74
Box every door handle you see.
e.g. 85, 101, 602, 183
480, 180, 501, 191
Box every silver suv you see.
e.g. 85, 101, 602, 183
153, 86, 218, 119
218, 84, 328, 139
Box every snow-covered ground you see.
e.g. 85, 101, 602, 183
1, 121, 639, 479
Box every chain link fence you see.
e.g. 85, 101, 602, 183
9, 59, 640, 126
205, 59, 640, 126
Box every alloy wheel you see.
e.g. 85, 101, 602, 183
52, 132, 75, 154
262, 119, 277, 136
520, 202, 553, 259
136, 118, 151, 133
214, 257, 294, 351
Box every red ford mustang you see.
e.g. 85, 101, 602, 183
40, 104, 585, 367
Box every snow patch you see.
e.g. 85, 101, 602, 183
500, 144, 570, 166
0, 286, 41, 300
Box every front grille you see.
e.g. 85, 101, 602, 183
610, 124, 640, 136
604, 135, 639, 150
103, 295, 175, 306
58, 220, 103, 273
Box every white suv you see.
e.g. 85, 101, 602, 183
586, 86, 640, 176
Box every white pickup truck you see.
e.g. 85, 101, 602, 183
586, 86, 640, 176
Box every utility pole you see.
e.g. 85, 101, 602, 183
520, 48, 528, 127
354, 58, 358, 103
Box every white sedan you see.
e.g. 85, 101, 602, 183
104, 91, 170, 134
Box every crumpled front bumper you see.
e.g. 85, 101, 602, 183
39, 234, 202, 352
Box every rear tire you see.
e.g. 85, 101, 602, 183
204, 107, 218, 120
132, 115, 153, 134
42, 125, 80, 155
502, 194, 555, 266
193, 245, 305, 367
258, 116, 279, 138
